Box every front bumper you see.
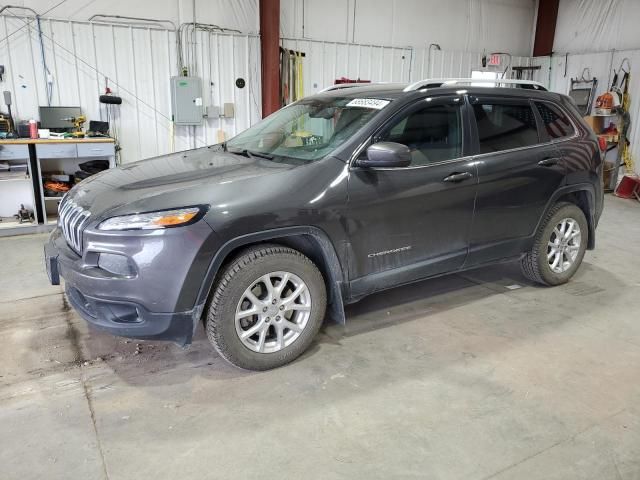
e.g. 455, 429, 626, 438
44, 223, 217, 345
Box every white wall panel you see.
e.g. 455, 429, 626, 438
545, 52, 613, 97
280, 38, 413, 97
281, 37, 536, 97
410, 48, 532, 82
529, 56, 552, 87
554, 0, 637, 54
19, 0, 259, 33
0, 14, 261, 163
281, 0, 536, 56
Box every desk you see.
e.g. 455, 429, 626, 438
0, 138, 116, 236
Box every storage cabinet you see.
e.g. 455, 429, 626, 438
0, 144, 37, 231
0, 139, 116, 235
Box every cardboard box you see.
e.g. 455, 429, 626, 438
583, 115, 604, 134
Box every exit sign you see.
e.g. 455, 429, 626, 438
488, 54, 501, 66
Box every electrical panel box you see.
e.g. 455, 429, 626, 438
170, 76, 203, 126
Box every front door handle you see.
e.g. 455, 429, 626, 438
538, 157, 560, 167
443, 171, 473, 183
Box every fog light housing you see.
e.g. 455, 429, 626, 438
97, 253, 136, 277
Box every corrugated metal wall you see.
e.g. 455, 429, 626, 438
279, 41, 533, 96
0, 14, 261, 164
411, 48, 532, 82
280, 37, 413, 98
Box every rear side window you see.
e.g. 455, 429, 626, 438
535, 102, 575, 139
472, 102, 539, 154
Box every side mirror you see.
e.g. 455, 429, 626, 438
357, 142, 411, 168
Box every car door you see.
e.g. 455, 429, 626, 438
346, 94, 478, 298
465, 95, 566, 265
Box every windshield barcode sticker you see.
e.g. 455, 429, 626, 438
346, 98, 390, 110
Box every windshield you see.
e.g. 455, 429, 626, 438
225, 96, 391, 162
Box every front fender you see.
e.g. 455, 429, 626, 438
193, 226, 348, 324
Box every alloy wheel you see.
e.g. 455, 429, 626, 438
547, 217, 581, 274
234, 271, 312, 353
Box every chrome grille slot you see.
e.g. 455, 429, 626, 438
58, 198, 91, 254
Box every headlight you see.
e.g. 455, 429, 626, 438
98, 206, 205, 231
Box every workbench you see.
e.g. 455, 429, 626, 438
0, 137, 116, 236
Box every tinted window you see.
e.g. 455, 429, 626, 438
535, 102, 575, 139
472, 102, 539, 154
379, 103, 462, 166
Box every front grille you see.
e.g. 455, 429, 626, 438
58, 198, 91, 254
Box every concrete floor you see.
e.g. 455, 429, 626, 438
1, 195, 640, 480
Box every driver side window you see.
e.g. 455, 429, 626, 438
378, 102, 463, 166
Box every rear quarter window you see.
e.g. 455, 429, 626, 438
534, 102, 576, 140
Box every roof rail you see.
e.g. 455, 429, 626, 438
403, 78, 547, 92
318, 83, 372, 93
318, 82, 405, 93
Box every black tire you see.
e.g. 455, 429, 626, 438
521, 202, 588, 286
206, 244, 327, 370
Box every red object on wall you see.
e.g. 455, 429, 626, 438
487, 54, 501, 66
259, 0, 280, 118
597, 136, 607, 152
533, 0, 559, 57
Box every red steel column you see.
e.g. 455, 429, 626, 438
533, 0, 559, 57
260, 0, 280, 117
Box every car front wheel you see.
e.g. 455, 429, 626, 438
206, 244, 327, 370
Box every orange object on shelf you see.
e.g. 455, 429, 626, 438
595, 91, 615, 115
43, 180, 70, 192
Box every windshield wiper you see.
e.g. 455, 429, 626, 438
246, 150, 274, 160
227, 148, 274, 160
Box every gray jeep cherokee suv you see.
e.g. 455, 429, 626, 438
45, 79, 603, 370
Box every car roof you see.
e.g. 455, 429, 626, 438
315, 83, 564, 103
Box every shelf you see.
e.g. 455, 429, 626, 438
0, 219, 36, 230
0, 176, 30, 182
1, 138, 115, 236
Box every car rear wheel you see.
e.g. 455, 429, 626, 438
206, 244, 326, 370
521, 202, 588, 286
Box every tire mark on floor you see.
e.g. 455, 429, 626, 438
61, 294, 110, 480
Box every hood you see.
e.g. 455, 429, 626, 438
67, 147, 296, 219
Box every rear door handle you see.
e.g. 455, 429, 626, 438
443, 171, 473, 183
538, 157, 560, 167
